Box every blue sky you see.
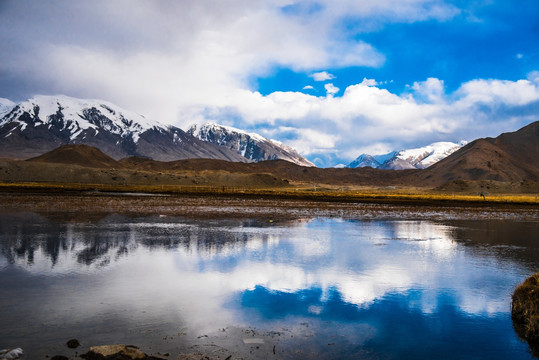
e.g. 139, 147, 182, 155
258, 2, 538, 96
1, 0, 538, 166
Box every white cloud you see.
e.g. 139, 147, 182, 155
310, 71, 335, 81
456, 78, 539, 106
324, 83, 340, 96
0, 0, 462, 126
286, 128, 341, 155
411, 77, 445, 103
199, 76, 539, 166
303, 85, 315, 90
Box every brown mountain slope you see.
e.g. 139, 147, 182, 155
12, 121, 539, 192
27, 144, 120, 169
419, 121, 539, 186
119, 156, 417, 186
491, 121, 539, 167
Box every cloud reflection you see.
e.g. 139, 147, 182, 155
0, 215, 531, 333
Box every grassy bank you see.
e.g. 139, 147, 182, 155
0, 181, 537, 206
512, 273, 539, 357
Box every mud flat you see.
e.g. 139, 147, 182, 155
0, 192, 537, 222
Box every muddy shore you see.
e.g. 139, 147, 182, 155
0, 192, 537, 222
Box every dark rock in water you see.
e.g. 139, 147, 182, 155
512, 272, 539, 357
50, 356, 69, 360
66, 339, 81, 348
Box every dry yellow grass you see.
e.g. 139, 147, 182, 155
512, 273, 539, 356
0, 181, 537, 205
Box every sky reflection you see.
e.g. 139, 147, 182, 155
0, 214, 536, 359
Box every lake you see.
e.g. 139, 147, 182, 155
0, 195, 538, 359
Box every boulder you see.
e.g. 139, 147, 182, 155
80, 344, 149, 359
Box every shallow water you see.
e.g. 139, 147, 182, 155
0, 210, 538, 359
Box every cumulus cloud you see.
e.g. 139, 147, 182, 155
411, 78, 445, 103
324, 83, 340, 96
201, 77, 539, 166
0, 0, 460, 122
303, 85, 315, 90
310, 71, 335, 81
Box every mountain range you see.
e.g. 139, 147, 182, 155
348, 141, 468, 170
0, 95, 310, 165
0, 120, 536, 194
0, 95, 537, 182
0, 95, 247, 162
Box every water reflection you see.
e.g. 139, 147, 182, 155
0, 213, 537, 359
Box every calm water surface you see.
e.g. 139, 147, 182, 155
0, 211, 538, 359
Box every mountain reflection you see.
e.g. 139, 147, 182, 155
0, 213, 538, 316
1, 212, 537, 359
0, 213, 299, 270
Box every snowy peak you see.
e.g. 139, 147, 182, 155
392, 141, 468, 169
188, 122, 315, 167
2, 95, 168, 142
348, 151, 398, 168
189, 122, 266, 146
348, 142, 467, 170
0, 98, 15, 118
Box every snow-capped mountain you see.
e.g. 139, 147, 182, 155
348, 141, 467, 170
0, 98, 15, 118
347, 151, 397, 169
188, 122, 315, 167
0, 95, 246, 161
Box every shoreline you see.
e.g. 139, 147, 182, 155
0, 192, 537, 223
0, 181, 538, 207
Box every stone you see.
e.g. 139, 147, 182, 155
0, 348, 23, 360
66, 339, 81, 348
81, 344, 147, 359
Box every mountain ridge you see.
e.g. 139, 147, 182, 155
3, 120, 536, 195
420, 121, 539, 187
0, 95, 248, 162
348, 141, 467, 170
188, 122, 315, 167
